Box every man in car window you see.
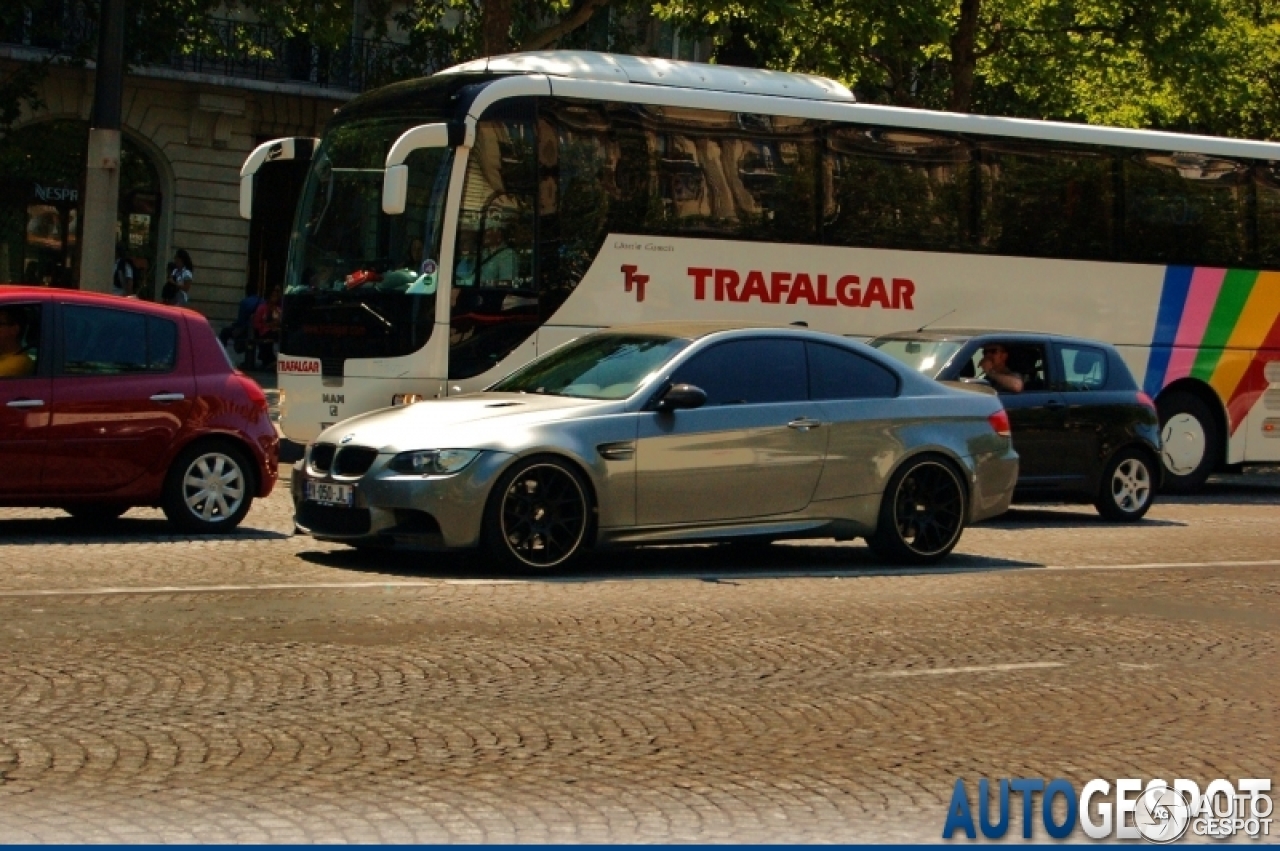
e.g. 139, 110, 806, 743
0, 307, 35, 378
979, 343, 1023, 393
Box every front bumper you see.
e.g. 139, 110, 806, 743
292, 449, 515, 549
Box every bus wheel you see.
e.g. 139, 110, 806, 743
1157, 392, 1220, 493
867, 456, 967, 565
483, 457, 592, 572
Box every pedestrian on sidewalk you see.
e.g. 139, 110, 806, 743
169, 249, 194, 306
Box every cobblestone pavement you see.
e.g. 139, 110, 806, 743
0, 470, 1277, 842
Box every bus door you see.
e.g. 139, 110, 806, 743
446, 107, 539, 393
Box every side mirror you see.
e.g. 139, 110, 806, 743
382, 123, 452, 215
239, 137, 317, 220
657, 383, 707, 412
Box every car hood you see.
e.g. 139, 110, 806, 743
315, 393, 625, 453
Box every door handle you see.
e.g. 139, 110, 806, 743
787, 417, 823, 430
6, 399, 44, 409
1044, 400, 1066, 410
149, 393, 186, 403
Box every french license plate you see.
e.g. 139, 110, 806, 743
306, 480, 354, 507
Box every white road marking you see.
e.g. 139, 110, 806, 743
0, 558, 1275, 599
871, 662, 1064, 678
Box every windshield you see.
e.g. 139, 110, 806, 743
489, 334, 690, 399
871, 338, 964, 377
281, 118, 453, 370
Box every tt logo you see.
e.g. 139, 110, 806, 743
621, 264, 648, 303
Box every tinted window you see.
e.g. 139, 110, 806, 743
0, 303, 41, 378
671, 339, 807, 405
61, 306, 176, 374
1123, 152, 1249, 267
1056, 344, 1108, 391
807, 343, 898, 399
825, 127, 971, 253
637, 108, 819, 243
979, 142, 1115, 260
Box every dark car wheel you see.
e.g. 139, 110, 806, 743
483, 456, 592, 572
162, 442, 255, 533
64, 505, 128, 523
1095, 448, 1156, 521
1157, 392, 1220, 493
868, 456, 967, 565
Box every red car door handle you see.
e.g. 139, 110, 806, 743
149, 393, 186, 403
6, 399, 44, 408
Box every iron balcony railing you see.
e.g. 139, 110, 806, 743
1, 10, 404, 94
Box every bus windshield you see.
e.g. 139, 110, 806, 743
489, 334, 690, 399
282, 118, 454, 369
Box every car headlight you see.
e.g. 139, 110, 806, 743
388, 449, 480, 476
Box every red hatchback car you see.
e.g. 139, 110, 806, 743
0, 287, 277, 532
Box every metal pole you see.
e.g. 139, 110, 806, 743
79, 0, 126, 293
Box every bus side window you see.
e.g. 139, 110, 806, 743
824, 127, 971, 254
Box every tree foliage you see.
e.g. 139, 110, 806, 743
4, 0, 1280, 140
657, 0, 1280, 139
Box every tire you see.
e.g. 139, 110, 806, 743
482, 456, 593, 572
64, 505, 128, 523
161, 442, 255, 533
1095, 448, 1156, 521
867, 456, 968, 565
1157, 392, 1220, 493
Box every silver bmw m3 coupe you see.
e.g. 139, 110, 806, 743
292, 323, 1018, 568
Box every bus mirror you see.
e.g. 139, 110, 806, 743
238, 136, 317, 220
381, 123, 452, 216
382, 164, 410, 215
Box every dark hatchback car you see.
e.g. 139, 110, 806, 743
0, 287, 278, 531
871, 330, 1162, 521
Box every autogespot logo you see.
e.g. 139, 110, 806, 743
942, 777, 1272, 842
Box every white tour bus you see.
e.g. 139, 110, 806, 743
241, 50, 1280, 491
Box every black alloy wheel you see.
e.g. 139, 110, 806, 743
484, 458, 591, 571
868, 456, 967, 565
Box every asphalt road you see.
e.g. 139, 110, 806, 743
0, 471, 1277, 842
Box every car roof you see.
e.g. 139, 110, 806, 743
600, 320, 809, 340
0, 287, 198, 321
874, 327, 1108, 346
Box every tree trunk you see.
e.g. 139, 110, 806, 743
482, 0, 514, 57
520, 0, 611, 53
949, 0, 980, 113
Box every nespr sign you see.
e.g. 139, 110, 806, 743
942, 777, 1272, 841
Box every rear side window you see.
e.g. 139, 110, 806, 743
807, 342, 899, 399
671, 338, 807, 405
61, 306, 179, 375
1056, 344, 1108, 391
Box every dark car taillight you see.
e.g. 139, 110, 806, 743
988, 409, 1011, 438
235, 373, 269, 413
1137, 391, 1157, 414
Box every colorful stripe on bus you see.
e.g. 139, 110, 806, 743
1144, 266, 1280, 433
